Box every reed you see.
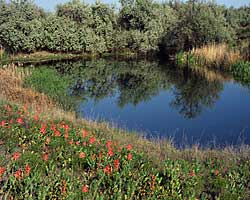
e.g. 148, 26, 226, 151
190, 43, 241, 69
0, 47, 4, 60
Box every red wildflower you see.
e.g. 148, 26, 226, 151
82, 141, 87, 146
40, 124, 47, 135
14, 169, 22, 179
89, 137, 95, 145
82, 129, 89, 138
69, 139, 74, 145
114, 159, 120, 170
82, 185, 89, 193
75, 141, 80, 146
151, 175, 156, 190
189, 171, 195, 177
127, 153, 132, 161
1, 121, 6, 127
117, 147, 122, 152
214, 170, 219, 176
64, 133, 69, 139
62, 179, 67, 195
127, 144, 132, 151
7, 105, 12, 112
0, 167, 6, 176
108, 149, 114, 157
51, 124, 56, 131
46, 137, 50, 144
104, 165, 112, 175
106, 141, 112, 149
12, 152, 20, 161
79, 152, 85, 159
54, 130, 60, 137
43, 153, 49, 161
63, 124, 69, 131
25, 164, 31, 175
17, 118, 23, 124
34, 114, 39, 121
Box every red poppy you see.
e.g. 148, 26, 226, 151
82, 141, 87, 146
25, 164, 31, 175
14, 169, 22, 179
89, 137, 95, 145
104, 165, 112, 175
17, 118, 23, 124
12, 152, 20, 161
79, 152, 85, 159
43, 153, 49, 161
127, 144, 132, 151
82, 185, 89, 193
127, 153, 132, 161
75, 141, 80, 146
114, 159, 120, 170
0, 167, 6, 176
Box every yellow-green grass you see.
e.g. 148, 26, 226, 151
0, 51, 83, 64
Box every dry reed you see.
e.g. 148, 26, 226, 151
191, 43, 241, 69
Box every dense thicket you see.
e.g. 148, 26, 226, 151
0, 0, 249, 55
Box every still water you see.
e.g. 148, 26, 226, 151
35, 59, 250, 146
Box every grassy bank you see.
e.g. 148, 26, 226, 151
0, 65, 250, 199
0, 51, 84, 65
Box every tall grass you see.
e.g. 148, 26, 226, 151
0, 47, 5, 60
190, 43, 241, 69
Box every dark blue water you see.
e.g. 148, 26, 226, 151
45, 59, 250, 146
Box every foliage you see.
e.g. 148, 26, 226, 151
160, 0, 236, 55
0, 0, 247, 56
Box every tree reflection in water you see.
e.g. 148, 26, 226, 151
42, 59, 225, 119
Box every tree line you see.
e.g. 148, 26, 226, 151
0, 0, 249, 55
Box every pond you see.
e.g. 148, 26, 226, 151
24, 58, 250, 147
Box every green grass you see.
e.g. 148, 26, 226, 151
23, 68, 75, 110
0, 101, 250, 199
231, 61, 250, 86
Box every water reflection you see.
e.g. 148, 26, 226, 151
50, 59, 225, 119
25, 58, 250, 146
